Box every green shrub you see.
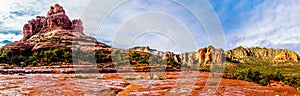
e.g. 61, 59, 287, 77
234, 68, 284, 86
32, 61, 38, 66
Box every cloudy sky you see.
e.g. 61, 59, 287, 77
0, 0, 299, 53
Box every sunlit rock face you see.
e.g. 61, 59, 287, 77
161, 46, 225, 67
197, 46, 225, 65
169, 45, 298, 67
225, 46, 299, 63
2, 4, 110, 52
274, 49, 298, 62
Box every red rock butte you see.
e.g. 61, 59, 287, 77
22, 4, 83, 39
2, 4, 109, 52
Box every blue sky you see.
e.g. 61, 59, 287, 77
209, 0, 264, 33
0, 0, 299, 53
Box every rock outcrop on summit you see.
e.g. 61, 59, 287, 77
2, 4, 109, 52
23, 4, 72, 39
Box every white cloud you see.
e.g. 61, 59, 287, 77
129, 32, 179, 52
0, 33, 23, 43
111, 12, 199, 54
227, 0, 300, 53
86, 0, 210, 52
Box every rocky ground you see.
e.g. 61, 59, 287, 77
0, 65, 187, 74
0, 72, 298, 96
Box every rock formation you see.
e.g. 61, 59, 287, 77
162, 45, 299, 67
197, 48, 207, 64
226, 46, 299, 63
162, 51, 174, 60
274, 49, 298, 62
161, 51, 180, 64
22, 4, 73, 39
196, 46, 225, 65
21, 4, 87, 40
177, 46, 299, 66
71, 19, 83, 33
2, 4, 110, 52
178, 52, 198, 67
162, 46, 225, 67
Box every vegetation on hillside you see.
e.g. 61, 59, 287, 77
0, 46, 72, 66
112, 50, 180, 68
225, 59, 300, 94
0, 47, 181, 68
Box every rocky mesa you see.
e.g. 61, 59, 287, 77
156, 46, 299, 67
226, 46, 299, 63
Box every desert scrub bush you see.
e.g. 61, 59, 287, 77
32, 61, 38, 66
197, 66, 211, 72
234, 68, 284, 86
283, 76, 300, 87
150, 73, 166, 80
227, 61, 300, 92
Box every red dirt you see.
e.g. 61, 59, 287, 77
0, 72, 298, 95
